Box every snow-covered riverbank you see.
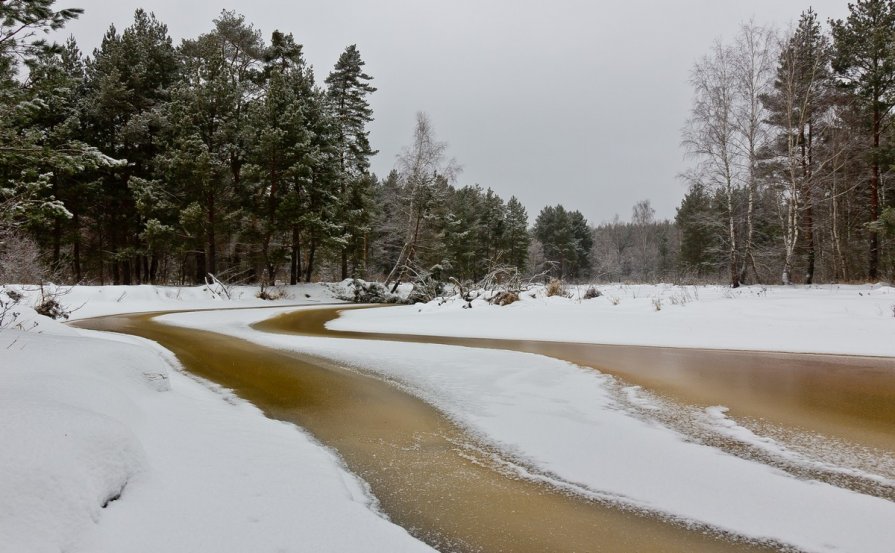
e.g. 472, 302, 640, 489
331, 283, 895, 356
1, 285, 433, 553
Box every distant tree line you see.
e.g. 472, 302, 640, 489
3, 1, 895, 289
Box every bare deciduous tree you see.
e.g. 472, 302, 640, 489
732, 22, 777, 284
683, 38, 743, 288
384, 112, 460, 292
683, 23, 779, 287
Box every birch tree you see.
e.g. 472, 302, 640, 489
732, 22, 777, 283
683, 39, 743, 287
384, 112, 458, 292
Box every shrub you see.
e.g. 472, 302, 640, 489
347, 279, 402, 304
583, 286, 601, 299
489, 291, 519, 306
0, 229, 46, 284
35, 297, 69, 320
33, 284, 71, 320
546, 278, 566, 298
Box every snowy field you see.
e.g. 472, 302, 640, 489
331, 283, 895, 356
2, 282, 895, 553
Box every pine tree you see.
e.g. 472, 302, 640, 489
0, 3, 118, 284
161, 11, 264, 281
503, 196, 530, 272
831, 0, 895, 279
243, 31, 315, 284
325, 44, 377, 279
533, 205, 592, 279
0, 1, 88, 231
83, 10, 179, 283
675, 183, 719, 277
23, 38, 90, 273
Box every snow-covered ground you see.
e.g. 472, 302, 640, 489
161, 304, 895, 553
1, 285, 433, 553
3, 282, 895, 553
330, 283, 895, 356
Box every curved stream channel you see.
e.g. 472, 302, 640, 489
74, 305, 895, 552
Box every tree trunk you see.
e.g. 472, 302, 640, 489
195, 251, 206, 284
112, 257, 121, 285
98, 229, 104, 285
807, 120, 816, 284
363, 232, 369, 279
52, 217, 61, 274
72, 211, 81, 282
726, 186, 740, 288
135, 255, 143, 285
385, 212, 423, 294
805, 205, 815, 284
304, 240, 316, 283
290, 225, 301, 286
869, 105, 881, 280
206, 191, 217, 278
781, 189, 800, 285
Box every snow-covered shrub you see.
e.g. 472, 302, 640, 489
35, 297, 68, 320
669, 287, 693, 306
488, 291, 519, 306
2, 284, 71, 327
257, 283, 288, 301
406, 264, 449, 304
344, 279, 402, 304
34, 284, 71, 320
583, 286, 601, 299
0, 286, 23, 328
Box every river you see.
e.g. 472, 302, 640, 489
74, 305, 895, 552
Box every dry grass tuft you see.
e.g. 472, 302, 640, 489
546, 278, 566, 298
489, 291, 519, 306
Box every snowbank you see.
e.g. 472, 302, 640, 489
1, 281, 346, 323
329, 283, 895, 356
0, 304, 432, 553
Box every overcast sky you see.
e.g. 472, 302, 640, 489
54, 1, 851, 225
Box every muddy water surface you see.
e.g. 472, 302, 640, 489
76, 309, 776, 553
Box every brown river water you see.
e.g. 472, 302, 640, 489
74, 305, 895, 552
